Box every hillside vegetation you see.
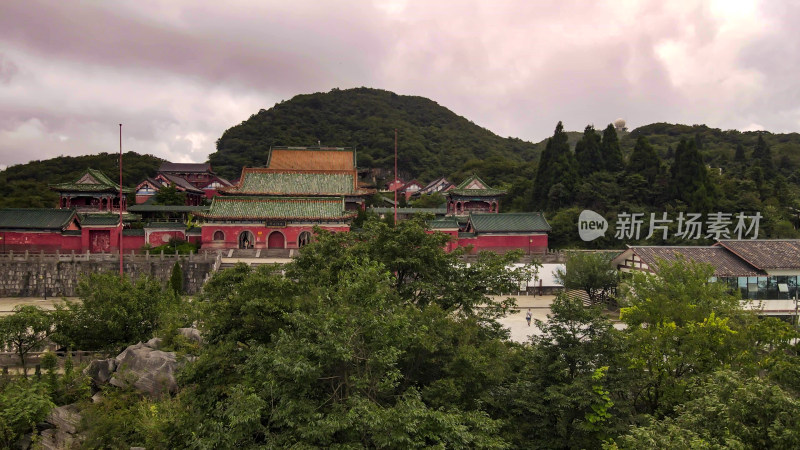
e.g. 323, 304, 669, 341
210, 87, 538, 181
0, 152, 162, 208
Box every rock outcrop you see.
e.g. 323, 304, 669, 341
38, 404, 82, 450
109, 340, 181, 397
82, 335, 192, 398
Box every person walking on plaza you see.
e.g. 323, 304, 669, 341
525, 308, 532, 327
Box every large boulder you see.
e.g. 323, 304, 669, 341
83, 358, 117, 388
145, 337, 163, 349
39, 404, 82, 449
178, 327, 203, 344
110, 342, 181, 397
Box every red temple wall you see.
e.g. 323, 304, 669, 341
135, 194, 153, 204
147, 230, 186, 246
122, 235, 145, 250
201, 224, 350, 249
0, 232, 81, 253
455, 234, 548, 254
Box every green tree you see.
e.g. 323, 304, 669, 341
618, 258, 746, 416
575, 125, 603, 177
670, 138, 715, 211
152, 183, 186, 206
168, 221, 528, 448
53, 274, 168, 352
734, 142, 745, 162
601, 124, 624, 172
168, 261, 183, 295
0, 381, 55, 447
615, 371, 800, 449
408, 192, 446, 208
752, 133, 773, 172
0, 306, 53, 376
288, 216, 534, 319
626, 136, 661, 185
492, 294, 624, 448
555, 251, 619, 305
531, 122, 578, 210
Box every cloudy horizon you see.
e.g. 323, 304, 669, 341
1, 0, 798, 169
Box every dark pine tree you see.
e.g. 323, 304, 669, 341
671, 138, 715, 211
734, 143, 745, 162
600, 124, 624, 172
627, 136, 662, 184
574, 125, 603, 177
752, 134, 773, 172
530, 122, 577, 210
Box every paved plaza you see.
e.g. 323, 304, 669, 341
0, 297, 75, 316
1, 294, 619, 343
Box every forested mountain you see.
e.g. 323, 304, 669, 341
0, 152, 162, 208
4, 87, 800, 247
209, 87, 538, 181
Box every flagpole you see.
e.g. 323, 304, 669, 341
394, 128, 398, 226
119, 124, 123, 277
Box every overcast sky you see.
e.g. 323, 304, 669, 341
1, 0, 798, 169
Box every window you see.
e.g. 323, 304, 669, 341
213, 230, 224, 241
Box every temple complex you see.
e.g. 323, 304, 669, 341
196, 146, 374, 249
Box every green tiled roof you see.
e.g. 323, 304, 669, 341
128, 205, 208, 213
369, 207, 447, 215
80, 213, 138, 226
456, 174, 490, 189
449, 188, 506, 196
0, 208, 77, 230
429, 217, 460, 229
468, 212, 551, 233
451, 174, 505, 196
50, 168, 133, 194
145, 222, 186, 229
122, 228, 145, 236
226, 171, 358, 195
199, 196, 356, 221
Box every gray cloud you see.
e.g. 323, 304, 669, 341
0, 0, 796, 168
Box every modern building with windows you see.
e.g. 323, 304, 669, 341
612, 240, 800, 316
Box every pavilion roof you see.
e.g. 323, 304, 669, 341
0, 208, 77, 230
221, 168, 372, 196
449, 188, 507, 197
456, 174, 490, 190
197, 196, 357, 221
468, 212, 551, 233
50, 168, 133, 194
267, 147, 355, 171
450, 174, 505, 197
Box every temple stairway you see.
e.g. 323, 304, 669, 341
216, 248, 294, 271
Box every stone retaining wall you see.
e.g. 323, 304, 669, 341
0, 252, 215, 296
